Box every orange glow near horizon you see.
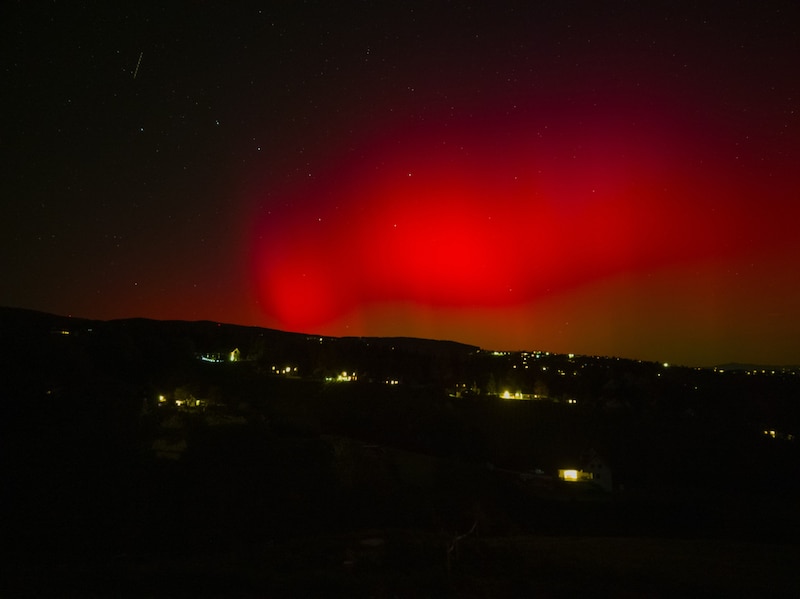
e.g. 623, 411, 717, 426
249, 110, 800, 366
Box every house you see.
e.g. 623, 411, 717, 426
558, 449, 613, 493
582, 450, 613, 492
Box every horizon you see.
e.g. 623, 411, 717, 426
4, 3, 799, 368
6, 304, 797, 370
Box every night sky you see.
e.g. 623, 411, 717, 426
4, 1, 799, 366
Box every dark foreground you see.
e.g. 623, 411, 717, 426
5, 418, 799, 597
7, 531, 799, 597
3, 309, 799, 596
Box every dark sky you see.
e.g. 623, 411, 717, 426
4, 1, 799, 366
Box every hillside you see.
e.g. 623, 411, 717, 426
2, 307, 799, 596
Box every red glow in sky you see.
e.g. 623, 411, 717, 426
6, 3, 799, 366
250, 101, 798, 365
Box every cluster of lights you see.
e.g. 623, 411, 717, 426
271, 365, 298, 375
500, 390, 554, 401
157, 394, 205, 409
517, 351, 556, 371
198, 348, 240, 363
714, 367, 798, 376
326, 371, 358, 382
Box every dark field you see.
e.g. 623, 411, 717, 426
6, 416, 799, 597
8, 531, 799, 597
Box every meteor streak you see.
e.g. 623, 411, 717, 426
133, 51, 143, 79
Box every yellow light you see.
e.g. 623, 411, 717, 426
563, 469, 578, 481
502, 390, 511, 399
